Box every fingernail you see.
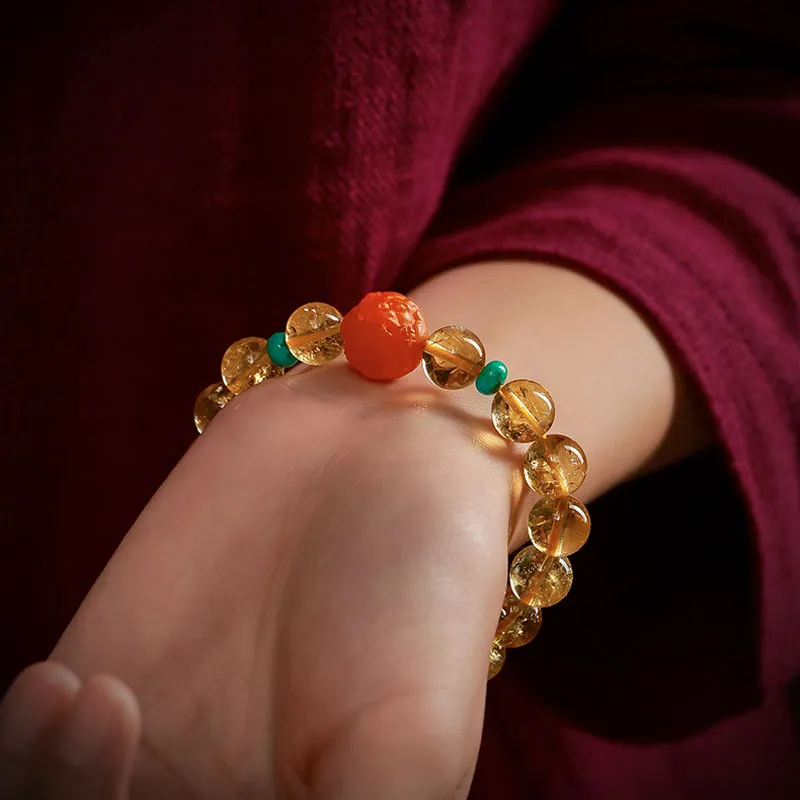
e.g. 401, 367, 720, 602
55, 676, 123, 767
0, 663, 80, 755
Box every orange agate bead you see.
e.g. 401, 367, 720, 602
341, 291, 429, 381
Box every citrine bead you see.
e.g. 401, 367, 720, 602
285, 303, 344, 366
221, 337, 284, 395
422, 326, 485, 389
495, 588, 543, 648
488, 641, 506, 680
509, 546, 573, 608
341, 292, 428, 381
267, 332, 299, 367
528, 495, 591, 557
491, 380, 555, 443
475, 360, 508, 396
524, 434, 587, 498
193, 382, 234, 434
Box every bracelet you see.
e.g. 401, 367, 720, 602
193, 292, 590, 680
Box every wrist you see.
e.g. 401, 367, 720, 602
411, 260, 712, 499
189, 287, 603, 682
224, 359, 516, 539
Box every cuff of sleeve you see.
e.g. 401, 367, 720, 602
400, 150, 800, 693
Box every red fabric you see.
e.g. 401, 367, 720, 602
1, 1, 799, 796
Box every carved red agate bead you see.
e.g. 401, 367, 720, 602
341, 292, 429, 381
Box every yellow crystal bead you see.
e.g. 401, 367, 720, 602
494, 588, 542, 648
421, 326, 486, 390
491, 380, 555, 443
285, 302, 344, 365
524, 434, 587, 498
193, 382, 234, 434
528, 495, 591, 557
221, 337, 284, 395
488, 641, 506, 680
509, 545, 573, 608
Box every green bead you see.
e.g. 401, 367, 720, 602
267, 332, 299, 367
476, 360, 508, 395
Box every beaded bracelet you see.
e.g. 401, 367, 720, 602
193, 292, 590, 680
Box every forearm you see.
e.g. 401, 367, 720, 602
410, 260, 713, 505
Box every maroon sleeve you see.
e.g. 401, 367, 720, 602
402, 1, 800, 695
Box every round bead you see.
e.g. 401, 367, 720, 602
491, 380, 555, 443
221, 337, 284, 395
528, 495, 591, 557
509, 546, 573, 608
495, 588, 543, 648
524, 434, 587, 498
267, 332, 299, 367
193, 382, 234, 434
422, 326, 485, 389
285, 303, 344, 366
488, 641, 506, 680
476, 360, 508, 395
341, 291, 428, 381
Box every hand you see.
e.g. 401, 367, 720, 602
2, 364, 512, 798
1, 260, 694, 798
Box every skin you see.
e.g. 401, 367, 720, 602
0, 262, 710, 798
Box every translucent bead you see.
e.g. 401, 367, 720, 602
495, 588, 542, 648
488, 641, 506, 680
491, 380, 555, 443
524, 434, 587, 498
528, 495, 591, 556
193, 382, 234, 434
509, 545, 573, 608
221, 337, 284, 395
341, 292, 428, 381
285, 303, 344, 366
421, 326, 485, 390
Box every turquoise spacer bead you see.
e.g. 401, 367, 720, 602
267, 332, 299, 368
476, 360, 508, 395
